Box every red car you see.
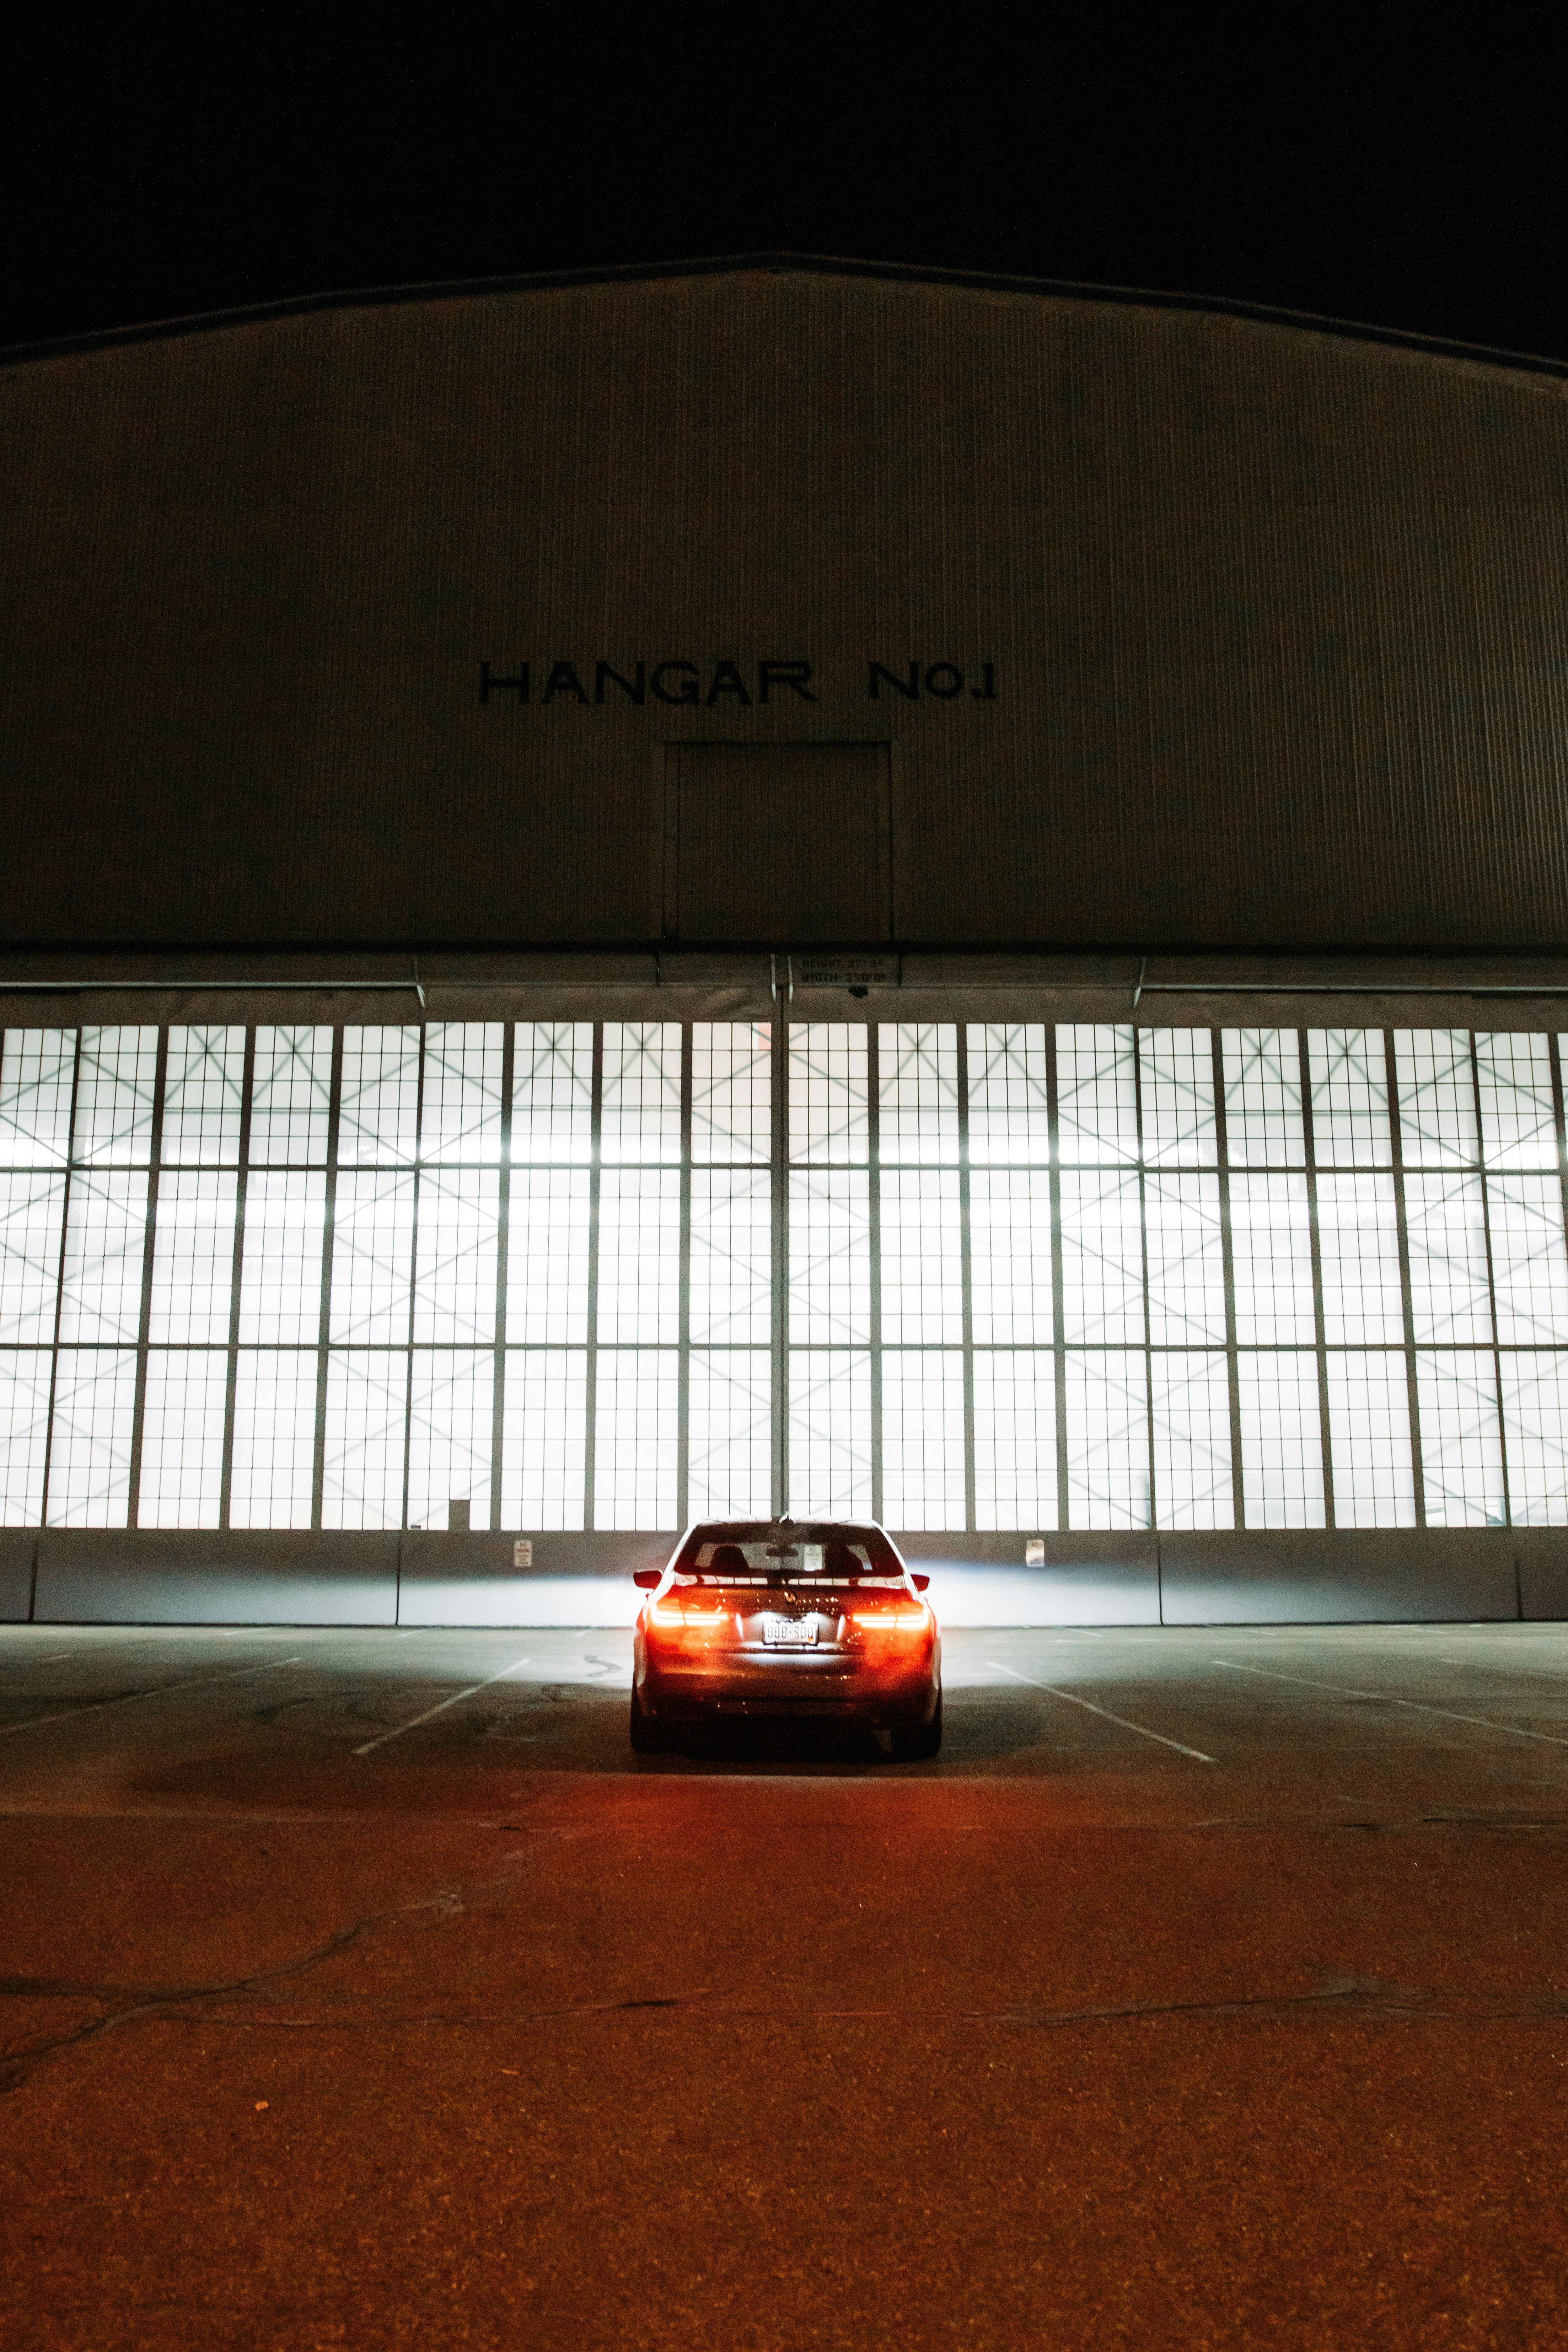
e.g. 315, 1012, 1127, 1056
630, 1518, 941, 1757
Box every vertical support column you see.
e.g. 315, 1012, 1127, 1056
125, 1028, 170, 1528
956, 1024, 976, 1534
1298, 1031, 1336, 1530
583, 1024, 604, 1531
1210, 1031, 1246, 1530
218, 1028, 256, 1531
1384, 1032, 1428, 1527
1470, 1033, 1511, 1526
1047, 1027, 1069, 1530
677, 1024, 693, 1531
867, 1024, 883, 1525
770, 1016, 789, 1517
37, 1030, 85, 1531
1134, 1029, 1156, 1531
490, 1021, 515, 1535
401, 1027, 427, 1531
310, 1029, 344, 1531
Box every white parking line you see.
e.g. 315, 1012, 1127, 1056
352, 1656, 533, 1756
0, 1656, 304, 1739
1214, 1659, 1568, 1746
989, 1663, 1218, 1762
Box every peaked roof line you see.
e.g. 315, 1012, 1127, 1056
4, 250, 1566, 380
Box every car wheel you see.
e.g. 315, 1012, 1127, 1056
891, 1688, 942, 1760
629, 1677, 666, 1754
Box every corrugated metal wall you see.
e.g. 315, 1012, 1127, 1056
5, 263, 1568, 952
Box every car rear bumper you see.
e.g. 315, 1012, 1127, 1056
638, 1644, 939, 1726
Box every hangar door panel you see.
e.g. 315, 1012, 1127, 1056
666, 743, 891, 943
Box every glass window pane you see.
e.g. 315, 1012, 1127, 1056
1145, 1174, 1225, 1346
966, 1025, 1050, 1165
1396, 1032, 1478, 1167
330, 1172, 416, 1346
1501, 1353, 1568, 1525
1140, 1030, 1216, 1165
420, 1024, 505, 1163
502, 1348, 586, 1531
597, 1170, 680, 1343
1062, 1171, 1143, 1344
789, 1025, 868, 1164
1057, 1026, 1138, 1164
1231, 1175, 1315, 1345
1306, 1030, 1390, 1167
1318, 1174, 1403, 1345
137, 1350, 227, 1527
513, 1024, 594, 1162
148, 1171, 237, 1345
322, 1350, 407, 1529
412, 1169, 499, 1346
230, 1350, 318, 1528
594, 1350, 677, 1528
1238, 1352, 1325, 1528
0, 1172, 65, 1344
0, 1031, 75, 1166
0, 1353, 52, 1523
974, 1350, 1057, 1530
1476, 1033, 1557, 1170
238, 1172, 326, 1346
688, 1350, 771, 1519
692, 1023, 771, 1164
249, 1028, 333, 1164
881, 1170, 962, 1344
1224, 1031, 1304, 1167
1417, 1353, 1506, 1526
788, 1170, 870, 1346
1487, 1175, 1568, 1344
1406, 1174, 1493, 1344
691, 1171, 770, 1346
878, 1024, 958, 1164
1153, 1351, 1233, 1529
787, 1349, 871, 1519
75, 1029, 159, 1165
339, 1029, 421, 1166
506, 1170, 590, 1344
601, 1024, 681, 1164
57, 1171, 150, 1345
1065, 1351, 1150, 1529
408, 1349, 494, 1530
45, 1348, 137, 1526
161, 1028, 245, 1165
1327, 1352, 1415, 1527
882, 1349, 966, 1529
971, 1171, 1053, 1346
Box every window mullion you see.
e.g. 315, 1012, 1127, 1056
957, 1023, 976, 1534
868, 1024, 882, 1525
1211, 1031, 1245, 1530
1384, 1031, 1427, 1526
1298, 1030, 1335, 1529
125, 1027, 170, 1528
1047, 1026, 1067, 1530
491, 1022, 514, 1536
583, 1024, 604, 1531
310, 1030, 344, 1531
37, 1028, 84, 1535
218, 1028, 256, 1531
677, 1023, 692, 1530
1471, 1033, 1510, 1527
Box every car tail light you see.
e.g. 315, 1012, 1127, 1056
850, 1606, 930, 1633
646, 1598, 730, 1634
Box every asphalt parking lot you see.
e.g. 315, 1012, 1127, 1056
4, 1620, 1568, 2350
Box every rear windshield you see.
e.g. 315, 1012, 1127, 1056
669, 1523, 907, 1585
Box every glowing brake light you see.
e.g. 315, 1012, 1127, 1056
647, 1597, 731, 1631
850, 1606, 930, 1632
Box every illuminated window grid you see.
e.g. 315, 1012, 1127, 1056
6, 1019, 1568, 1535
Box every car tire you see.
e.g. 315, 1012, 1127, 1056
891, 1688, 942, 1760
629, 1678, 666, 1754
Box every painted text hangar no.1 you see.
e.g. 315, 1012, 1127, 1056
5, 253, 1568, 1632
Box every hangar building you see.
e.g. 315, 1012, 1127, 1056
4, 253, 1568, 1626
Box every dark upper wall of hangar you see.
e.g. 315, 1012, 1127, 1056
4, 259, 1568, 953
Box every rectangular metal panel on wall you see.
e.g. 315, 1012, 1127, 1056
666, 743, 891, 943
0, 1533, 36, 1620
33, 1530, 400, 1625
1159, 1530, 1520, 1623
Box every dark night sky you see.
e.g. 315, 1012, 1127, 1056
6, 10, 1567, 360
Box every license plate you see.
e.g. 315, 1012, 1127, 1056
763, 1615, 817, 1645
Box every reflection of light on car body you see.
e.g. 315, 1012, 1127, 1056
630, 1520, 942, 1757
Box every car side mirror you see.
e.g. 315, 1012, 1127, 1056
633, 1568, 662, 1590
911, 1573, 930, 1593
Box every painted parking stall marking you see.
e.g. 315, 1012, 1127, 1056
989, 1663, 1218, 1762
